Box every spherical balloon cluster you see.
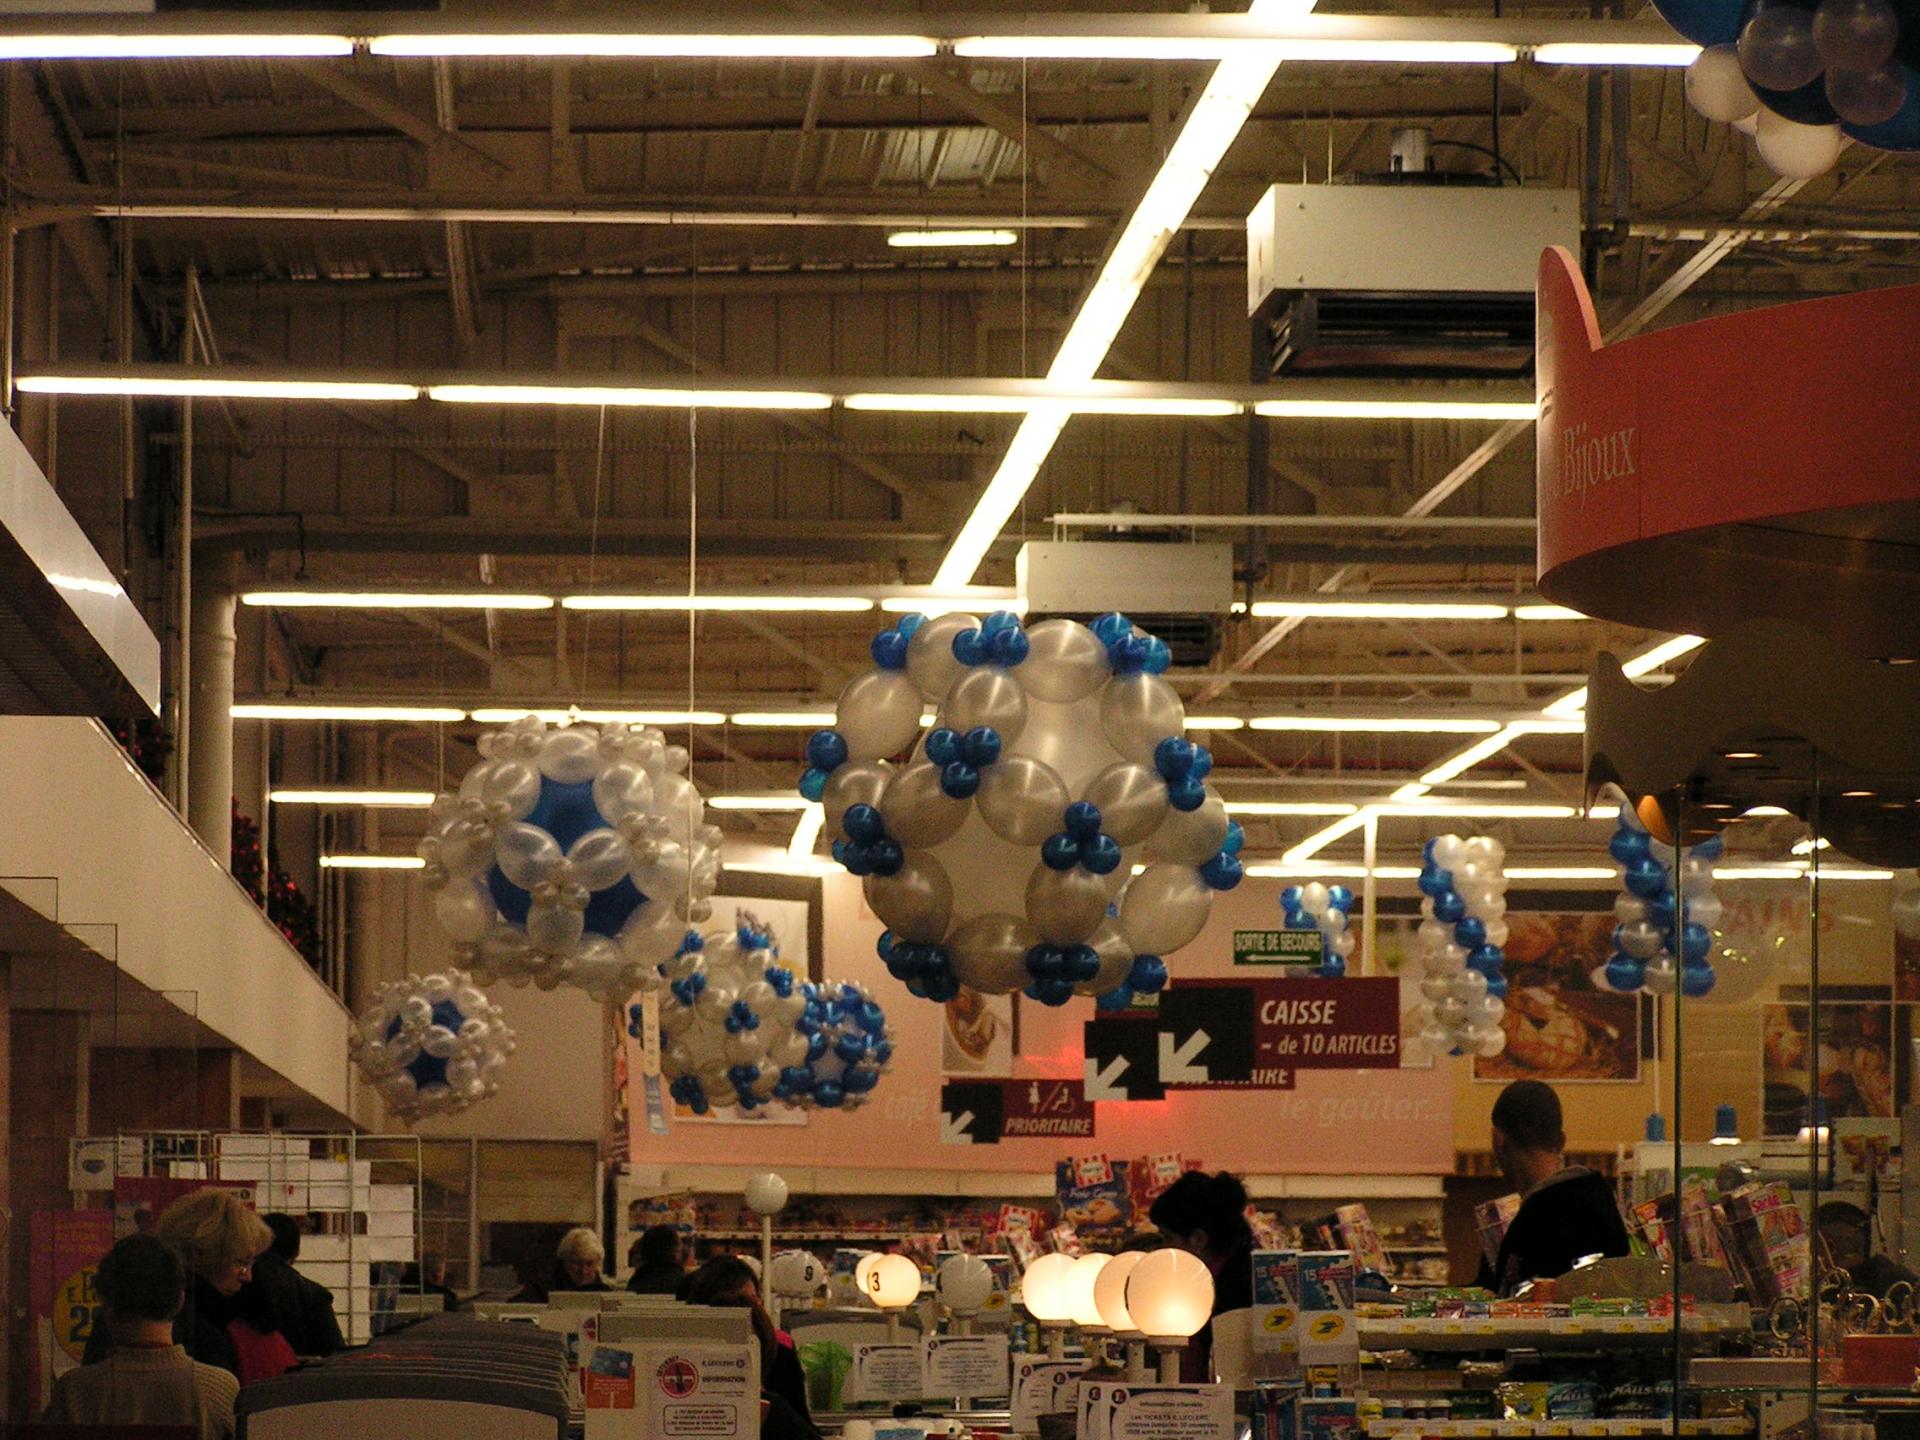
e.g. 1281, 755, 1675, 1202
419, 717, 720, 1000
1663, 0, 1920, 179
1406, 835, 1511, 1060
1279, 881, 1357, 979
800, 610, 1241, 1008
638, 922, 893, 1116
1601, 811, 1725, 998
349, 968, 516, 1122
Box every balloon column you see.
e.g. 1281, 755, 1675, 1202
1602, 812, 1724, 998
641, 922, 894, 1116
802, 611, 1241, 1008
350, 969, 516, 1122
1661, 0, 1920, 179
1279, 881, 1358, 978
1406, 835, 1511, 1059
419, 717, 720, 1000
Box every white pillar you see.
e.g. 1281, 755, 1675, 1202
188, 549, 237, 864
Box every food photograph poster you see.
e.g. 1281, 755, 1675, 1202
1472, 913, 1641, 1083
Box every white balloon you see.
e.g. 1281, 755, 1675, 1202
1299, 882, 1331, 915
1642, 954, 1679, 995
527, 904, 585, 955
496, 823, 562, 888
1025, 864, 1112, 946
1019, 619, 1111, 703
905, 613, 980, 701
1469, 1026, 1508, 1059
1754, 113, 1844, 180
1327, 929, 1356, 959
836, 669, 927, 760
879, 761, 971, 848
1099, 674, 1185, 763
1892, 888, 1920, 942
865, 853, 954, 942
1615, 893, 1648, 924
632, 839, 692, 898
538, 727, 601, 783
434, 883, 494, 944
1420, 974, 1453, 1003
1431, 834, 1467, 870
1685, 43, 1761, 123
568, 829, 634, 892
481, 761, 542, 820
1451, 969, 1489, 1003
1117, 863, 1213, 955
593, 763, 655, 824
976, 754, 1071, 845
1464, 836, 1504, 867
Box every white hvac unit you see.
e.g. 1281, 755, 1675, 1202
1015, 541, 1234, 618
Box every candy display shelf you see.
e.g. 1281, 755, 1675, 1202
1365, 1421, 1753, 1437
1359, 1308, 1752, 1350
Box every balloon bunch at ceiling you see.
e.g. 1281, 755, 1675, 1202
1663, 0, 1920, 178
1279, 881, 1358, 978
349, 969, 516, 1121
801, 611, 1240, 1008
640, 922, 893, 1115
418, 717, 720, 1001
1406, 835, 1511, 1060
1601, 810, 1725, 998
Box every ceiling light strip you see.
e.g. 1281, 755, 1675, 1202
242, 590, 554, 610
270, 789, 436, 807
319, 854, 427, 870
369, 34, 940, 59
885, 229, 1019, 249
1248, 715, 1504, 734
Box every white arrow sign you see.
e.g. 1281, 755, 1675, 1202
1084, 1054, 1130, 1101
940, 1109, 977, 1144
1159, 1028, 1211, 1084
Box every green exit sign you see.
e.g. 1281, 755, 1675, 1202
1233, 929, 1325, 966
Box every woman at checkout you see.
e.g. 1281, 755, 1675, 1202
1149, 1171, 1255, 1383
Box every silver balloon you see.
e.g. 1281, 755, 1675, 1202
1019, 618, 1112, 703
1642, 953, 1679, 996
1117, 863, 1213, 955
879, 761, 971, 847
1813, 0, 1900, 70
905, 613, 980, 701
1098, 674, 1185, 762
821, 759, 893, 835
946, 912, 1044, 992
1827, 59, 1908, 124
1148, 790, 1229, 865
1025, 864, 1111, 946
865, 852, 954, 942
976, 754, 1071, 845
1082, 762, 1172, 846
942, 666, 1030, 744
592, 763, 655, 824
1741, 4, 1826, 91
538, 727, 600, 783
836, 669, 927, 760
496, 823, 561, 888
1619, 918, 1664, 960
567, 829, 633, 892
1077, 918, 1137, 996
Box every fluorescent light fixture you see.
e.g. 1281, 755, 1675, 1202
885, 229, 1018, 249
1743, 805, 1794, 817
1418, 720, 1583, 787
1790, 838, 1831, 855
1244, 862, 1422, 879
708, 795, 820, 812
428, 383, 832, 410
48, 572, 125, 598
19, 374, 417, 402
1249, 715, 1503, 734
845, 392, 1241, 417
1183, 716, 1246, 731
560, 594, 873, 613
319, 854, 427, 871
1541, 634, 1705, 717
371, 33, 939, 59
955, 37, 1515, 63
1505, 866, 1619, 881
467, 707, 728, 726
1254, 399, 1535, 421
0, 35, 354, 60
1531, 41, 1700, 66
1376, 802, 1578, 819
270, 789, 436, 808
1514, 604, 1588, 621
789, 803, 826, 859
933, 2, 1300, 588
725, 858, 842, 877
1249, 600, 1511, 620
1224, 802, 1360, 817
1714, 864, 1895, 881
242, 590, 553, 610
878, 595, 1026, 617
1282, 809, 1373, 865
232, 703, 467, 723
729, 712, 839, 728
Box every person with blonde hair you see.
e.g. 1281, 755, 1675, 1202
518, 1226, 613, 1300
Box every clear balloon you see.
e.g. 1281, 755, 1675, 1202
496, 822, 562, 888
947, 912, 1045, 992
1827, 59, 1908, 125
1083, 762, 1172, 845
822, 760, 894, 836
1148, 791, 1229, 866
1813, 0, 1900, 71
1740, 4, 1826, 90
539, 727, 601, 783
568, 829, 634, 892
881, 762, 971, 847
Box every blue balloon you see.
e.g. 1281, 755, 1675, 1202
960, 726, 1002, 767
981, 610, 1021, 638
895, 613, 926, 639
926, 970, 963, 1003
1154, 736, 1197, 781
840, 844, 875, 877
1624, 856, 1668, 899
1751, 72, 1839, 128
1326, 885, 1353, 911
1317, 957, 1347, 980
951, 628, 987, 666
1034, 976, 1075, 1007
869, 838, 905, 877
834, 1033, 869, 1065
1680, 921, 1712, 964
1200, 853, 1244, 891
1433, 891, 1467, 923
1223, 821, 1246, 857
1189, 747, 1213, 780
1091, 612, 1132, 645
1167, 777, 1207, 812
1080, 833, 1123, 875
1681, 962, 1717, 999
843, 1067, 880, 1094
1484, 974, 1508, 1000
1068, 945, 1102, 983
1280, 885, 1303, 907
1454, 916, 1487, 949
1041, 833, 1082, 871
924, 727, 961, 766
940, 761, 981, 799
799, 766, 828, 802
842, 803, 885, 844
987, 627, 1030, 667
1025, 945, 1068, 981
1469, 944, 1506, 974
1142, 635, 1172, 674
1129, 954, 1168, 994
1422, 838, 1440, 864
1418, 866, 1455, 899
1691, 832, 1726, 861
1109, 634, 1150, 673
1648, 891, 1677, 930
1096, 985, 1135, 1013
1284, 911, 1318, 931
1645, 0, 1742, 46
813, 1081, 846, 1108
871, 630, 910, 670
1064, 801, 1103, 839
1609, 826, 1652, 864
806, 729, 849, 773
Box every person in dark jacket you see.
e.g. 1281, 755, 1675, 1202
1149, 1170, 1255, 1384
627, 1224, 692, 1295
248, 1214, 344, 1357
685, 1255, 819, 1440
1477, 1080, 1632, 1294
516, 1226, 615, 1301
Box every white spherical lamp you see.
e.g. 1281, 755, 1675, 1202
1019, 1252, 1077, 1358
1063, 1253, 1111, 1330
744, 1171, 789, 1216
769, 1249, 823, 1299
854, 1251, 883, 1297
1093, 1252, 1143, 1334
1126, 1248, 1216, 1381
934, 1254, 995, 1318
864, 1252, 923, 1340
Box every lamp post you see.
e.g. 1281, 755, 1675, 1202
1125, 1249, 1216, 1382
1019, 1253, 1077, 1360
744, 1171, 789, 1284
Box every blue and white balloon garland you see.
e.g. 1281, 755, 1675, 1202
800, 610, 1240, 1008
641, 922, 893, 1116
1406, 834, 1511, 1060
1279, 881, 1357, 978
419, 717, 720, 1001
350, 968, 517, 1122
1601, 811, 1724, 999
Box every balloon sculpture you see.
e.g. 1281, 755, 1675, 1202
639, 921, 894, 1116
1660, 0, 1920, 179
350, 968, 516, 1122
1602, 811, 1725, 998
1279, 880, 1358, 979
418, 717, 720, 1001
1407, 835, 1511, 1059
800, 611, 1241, 1008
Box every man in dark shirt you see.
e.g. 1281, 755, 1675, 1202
1477, 1080, 1632, 1294
249, 1214, 344, 1358
1818, 1200, 1918, 1299
626, 1224, 692, 1296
